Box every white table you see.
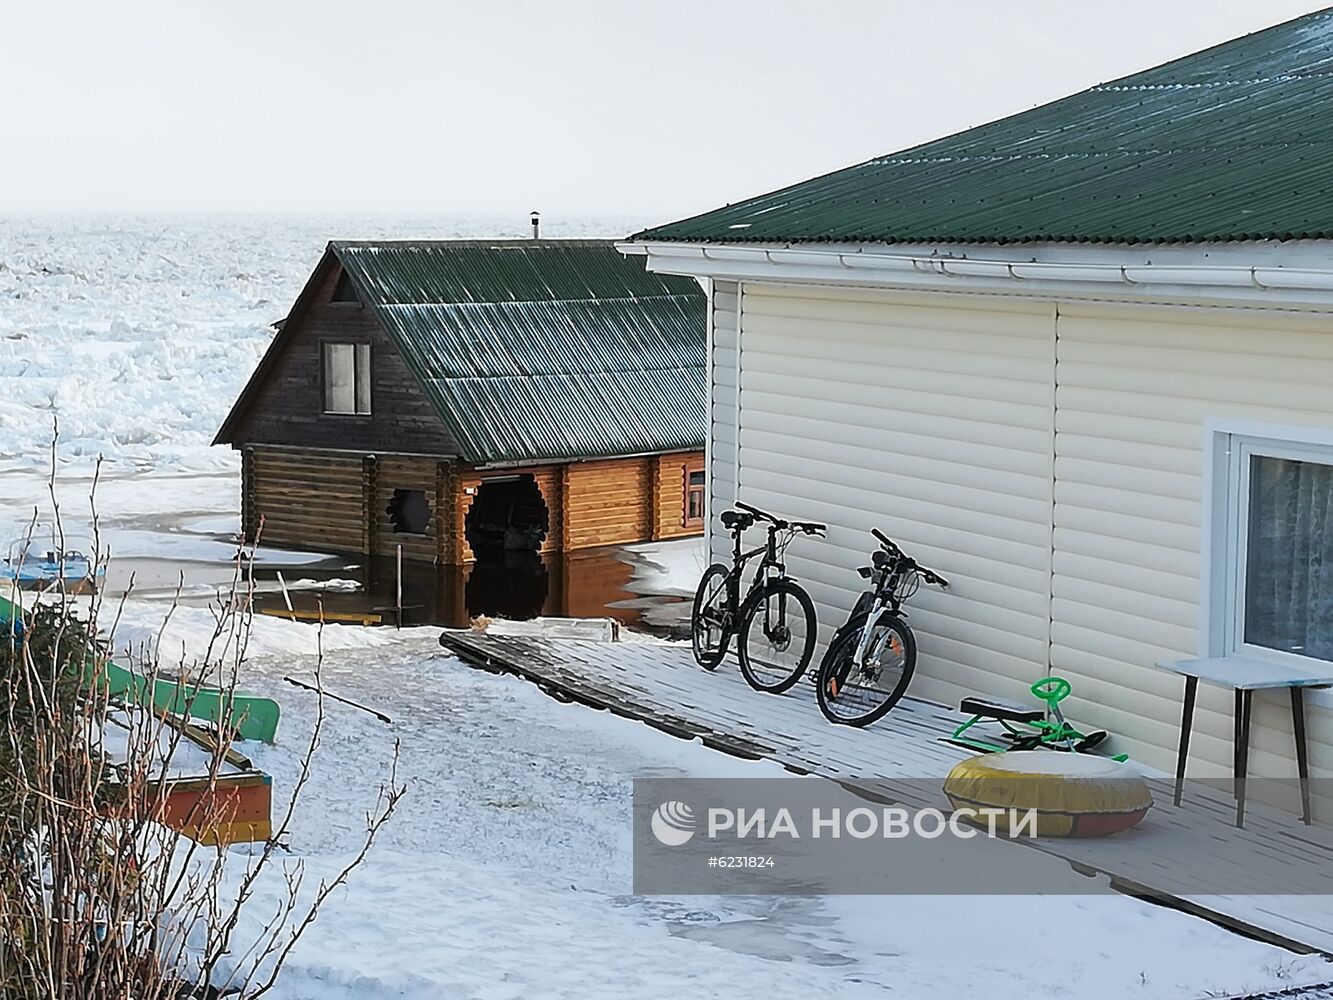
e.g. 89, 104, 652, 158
1156, 656, 1333, 827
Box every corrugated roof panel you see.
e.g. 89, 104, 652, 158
331, 240, 706, 465
633, 9, 1333, 246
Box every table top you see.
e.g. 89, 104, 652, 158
1156, 655, 1333, 690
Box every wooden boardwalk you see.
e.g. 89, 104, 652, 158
439, 631, 1333, 955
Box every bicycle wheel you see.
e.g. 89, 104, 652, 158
690, 563, 733, 669
816, 613, 916, 726
736, 579, 818, 694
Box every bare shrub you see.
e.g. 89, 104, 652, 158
0, 441, 404, 998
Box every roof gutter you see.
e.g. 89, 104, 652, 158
617, 241, 1333, 310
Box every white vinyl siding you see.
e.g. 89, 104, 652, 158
709, 279, 1333, 812
1054, 302, 1333, 791
727, 284, 1056, 708
708, 280, 739, 566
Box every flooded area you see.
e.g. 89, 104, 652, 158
2, 467, 701, 637
240, 544, 696, 635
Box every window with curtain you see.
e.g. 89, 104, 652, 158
1243, 454, 1333, 661
322, 342, 371, 414
684, 469, 705, 526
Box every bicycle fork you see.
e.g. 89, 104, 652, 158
852, 604, 891, 665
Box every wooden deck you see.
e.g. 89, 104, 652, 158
438, 631, 1333, 955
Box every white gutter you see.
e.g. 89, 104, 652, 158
618, 241, 1333, 309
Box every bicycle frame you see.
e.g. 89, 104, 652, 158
724, 522, 786, 619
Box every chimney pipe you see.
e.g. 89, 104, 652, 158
530, 211, 540, 239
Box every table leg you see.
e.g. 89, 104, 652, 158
1233, 688, 1244, 799
1235, 689, 1253, 828
1174, 676, 1198, 808
1292, 687, 1313, 825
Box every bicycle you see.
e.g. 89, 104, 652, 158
815, 528, 948, 726
690, 500, 826, 694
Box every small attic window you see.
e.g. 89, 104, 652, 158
331, 270, 360, 303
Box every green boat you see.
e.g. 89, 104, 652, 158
0, 591, 279, 744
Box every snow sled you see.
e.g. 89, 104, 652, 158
947, 677, 1126, 760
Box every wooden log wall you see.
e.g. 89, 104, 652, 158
244, 447, 706, 566
562, 457, 653, 550
454, 466, 563, 565
248, 448, 365, 554
371, 455, 450, 564
650, 451, 706, 541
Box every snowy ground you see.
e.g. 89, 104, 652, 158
141, 615, 1325, 1000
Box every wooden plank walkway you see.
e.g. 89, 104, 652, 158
439, 631, 1333, 955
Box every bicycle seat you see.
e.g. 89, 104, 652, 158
720, 510, 754, 531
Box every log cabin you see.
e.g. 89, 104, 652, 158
214, 239, 706, 564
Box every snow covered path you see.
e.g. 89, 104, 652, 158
207, 628, 1330, 999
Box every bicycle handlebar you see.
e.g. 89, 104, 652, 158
871, 527, 901, 555
870, 528, 949, 589
917, 567, 950, 590
735, 501, 826, 536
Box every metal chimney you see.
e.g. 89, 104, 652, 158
530, 211, 540, 239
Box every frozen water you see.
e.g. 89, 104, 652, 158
0, 213, 649, 474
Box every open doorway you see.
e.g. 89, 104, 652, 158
465, 475, 550, 556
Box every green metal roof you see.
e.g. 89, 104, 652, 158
634, 8, 1333, 247
332, 241, 706, 465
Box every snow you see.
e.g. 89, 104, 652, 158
102, 597, 421, 666
622, 537, 709, 598
191, 631, 1328, 1000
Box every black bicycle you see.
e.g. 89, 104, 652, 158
690, 501, 825, 694
815, 528, 949, 726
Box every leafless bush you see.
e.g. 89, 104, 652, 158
0, 437, 404, 998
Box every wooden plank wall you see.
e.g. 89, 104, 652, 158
228, 257, 459, 455
650, 451, 705, 541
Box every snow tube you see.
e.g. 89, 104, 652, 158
943, 750, 1152, 837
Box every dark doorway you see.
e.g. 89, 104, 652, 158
464, 550, 550, 620
465, 476, 549, 555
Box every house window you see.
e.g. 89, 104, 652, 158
1210, 427, 1333, 664
322, 343, 371, 415
684, 468, 705, 526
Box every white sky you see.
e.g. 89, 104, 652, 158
3, 0, 1328, 219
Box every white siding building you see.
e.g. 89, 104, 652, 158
625, 9, 1333, 818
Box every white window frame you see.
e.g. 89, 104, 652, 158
1204, 419, 1333, 680
322, 342, 372, 415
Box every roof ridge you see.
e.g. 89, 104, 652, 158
877, 142, 1333, 165
330, 238, 618, 249
376, 291, 700, 309
1096, 72, 1333, 91
430, 365, 704, 381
